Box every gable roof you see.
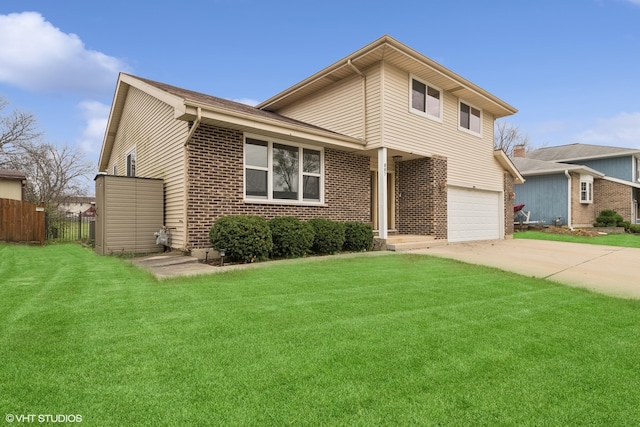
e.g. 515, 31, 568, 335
258, 35, 517, 119
99, 73, 366, 171
512, 157, 604, 177
494, 150, 525, 184
527, 143, 640, 162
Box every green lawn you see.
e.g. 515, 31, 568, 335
515, 230, 640, 248
2, 244, 640, 426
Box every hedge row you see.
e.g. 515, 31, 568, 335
209, 215, 373, 263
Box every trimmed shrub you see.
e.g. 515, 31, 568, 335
308, 218, 346, 255
629, 224, 640, 234
269, 216, 315, 258
594, 210, 624, 227
209, 215, 272, 263
343, 222, 373, 252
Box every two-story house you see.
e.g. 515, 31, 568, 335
513, 143, 640, 227
97, 35, 522, 255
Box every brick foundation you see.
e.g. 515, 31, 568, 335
186, 124, 371, 249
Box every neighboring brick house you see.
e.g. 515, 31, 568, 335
512, 143, 640, 227
97, 35, 522, 255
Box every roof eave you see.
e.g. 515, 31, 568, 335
494, 150, 524, 184
258, 35, 517, 118
182, 101, 366, 150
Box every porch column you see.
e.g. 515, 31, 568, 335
377, 147, 388, 239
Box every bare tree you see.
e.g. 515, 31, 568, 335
0, 97, 41, 157
494, 120, 530, 157
0, 97, 93, 209
3, 140, 93, 208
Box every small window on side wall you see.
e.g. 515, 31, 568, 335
459, 101, 481, 135
580, 174, 593, 204
126, 149, 136, 177
410, 75, 442, 121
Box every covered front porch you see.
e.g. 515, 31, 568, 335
368, 147, 449, 246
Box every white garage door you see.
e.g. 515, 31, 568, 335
448, 187, 501, 242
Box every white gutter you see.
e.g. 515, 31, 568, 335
565, 170, 573, 229
182, 100, 366, 150
347, 59, 367, 142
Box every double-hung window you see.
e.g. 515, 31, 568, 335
409, 75, 442, 121
459, 101, 482, 135
580, 175, 593, 204
244, 136, 323, 203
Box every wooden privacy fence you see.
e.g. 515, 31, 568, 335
0, 198, 46, 245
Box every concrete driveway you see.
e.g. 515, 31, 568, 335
410, 239, 640, 300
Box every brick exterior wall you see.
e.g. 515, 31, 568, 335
186, 124, 371, 249
571, 173, 597, 227
504, 171, 515, 236
395, 156, 448, 239
594, 178, 634, 224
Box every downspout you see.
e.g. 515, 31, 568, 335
183, 107, 202, 252
347, 59, 367, 142
565, 170, 573, 230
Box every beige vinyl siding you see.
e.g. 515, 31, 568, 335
364, 64, 383, 147
104, 87, 188, 249
380, 63, 504, 191
277, 74, 366, 140
0, 180, 23, 201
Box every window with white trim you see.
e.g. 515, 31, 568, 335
409, 75, 442, 121
580, 174, 593, 203
126, 149, 136, 177
459, 101, 482, 135
244, 136, 323, 203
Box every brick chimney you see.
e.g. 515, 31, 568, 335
513, 144, 526, 158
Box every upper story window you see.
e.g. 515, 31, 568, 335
409, 75, 442, 121
580, 174, 593, 204
126, 149, 136, 177
459, 101, 482, 135
244, 136, 323, 204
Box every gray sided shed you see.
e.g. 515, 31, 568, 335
95, 174, 164, 255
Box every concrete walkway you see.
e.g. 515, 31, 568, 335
410, 239, 640, 300
129, 240, 640, 300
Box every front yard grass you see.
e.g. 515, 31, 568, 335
515, 229, 640, 248
2, 243, 640, 425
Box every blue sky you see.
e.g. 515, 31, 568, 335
1, 0, 639, 171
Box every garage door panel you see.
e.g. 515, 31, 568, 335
448, 188, 500, 242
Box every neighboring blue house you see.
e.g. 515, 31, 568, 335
512, 143, 640, 227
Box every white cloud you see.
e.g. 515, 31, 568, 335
232, 98, 260, 107
626, 0, 640, 5
0, 12, 128, 95
575, 112, 640, 148
75, 100, 109, 159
